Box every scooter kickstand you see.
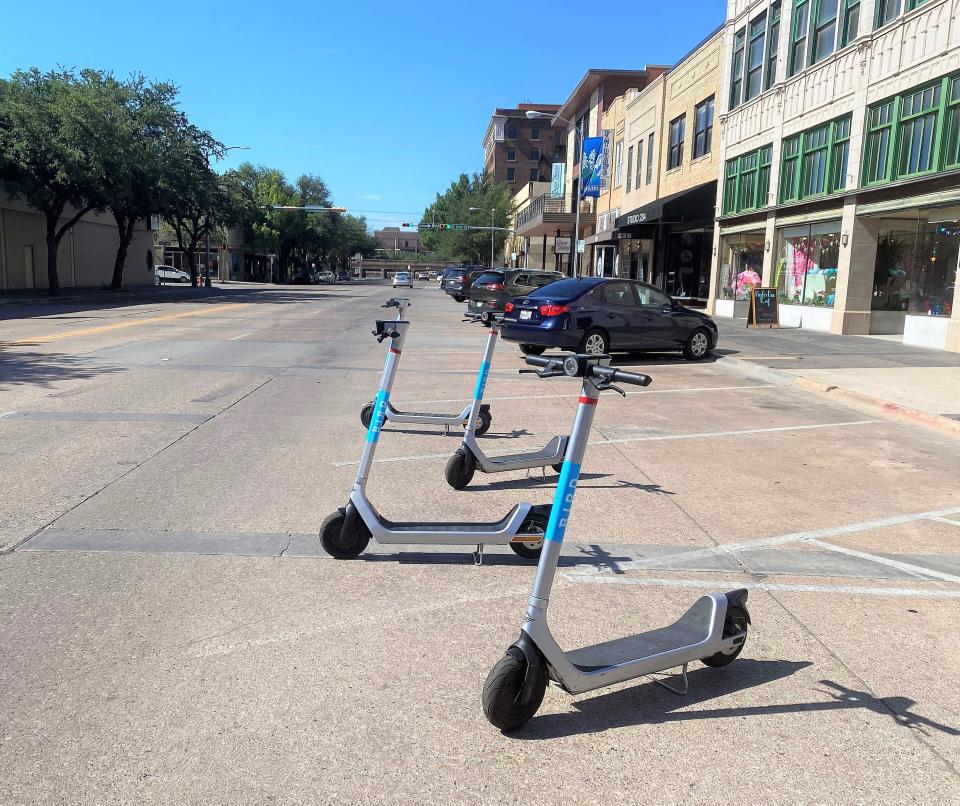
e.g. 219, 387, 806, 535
650, 662, 689, 695
473, 544, 484, 566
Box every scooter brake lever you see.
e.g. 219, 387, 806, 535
600, 383, 626, 396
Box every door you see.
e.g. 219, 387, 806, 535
600, 281, 643, 348
635, 282, 683, 348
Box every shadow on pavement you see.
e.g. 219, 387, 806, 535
0, 349, 125, 389
511, 662, 960, 740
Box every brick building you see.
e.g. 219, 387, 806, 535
374, 226, 422, 255
482, 103, 566, 191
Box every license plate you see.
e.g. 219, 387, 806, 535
519, 310, 532, 320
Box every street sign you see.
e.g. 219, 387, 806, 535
551, 162, 565, 199
577, 239, 585, 254
554, 237, 571, 254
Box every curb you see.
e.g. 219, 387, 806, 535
717, 355, 960, 437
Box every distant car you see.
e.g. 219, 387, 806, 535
154, 265, 190, 285
317, 271, 336, 283
500, 277, 719, 361
289, 269, 317, 284
468, 269, 563, 320
393, 271, 413, 288
443, 268, 486, 302
336, 271, 352, 281
417, 271, 430, 281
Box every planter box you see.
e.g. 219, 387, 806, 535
869, 310, 907, 335
903, 314, 950, 350
778, 303, 834, 331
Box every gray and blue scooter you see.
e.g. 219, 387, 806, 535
359, 298, 492, 436
322, 316, 549, 562
481, 354, 751, 731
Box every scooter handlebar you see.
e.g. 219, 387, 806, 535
382, 297, 409, 309
591, 365, 653, 387
522, 354, 652, 387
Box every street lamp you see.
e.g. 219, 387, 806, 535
205, 145, 251, 288
469, 206, 496, 267
527, 110, 583, 277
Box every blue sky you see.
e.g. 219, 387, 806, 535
1, 0, 723, 230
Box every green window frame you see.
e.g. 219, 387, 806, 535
896, 83, 942, 177
943, 77, 960, 169
841, 0, 860, 46
790, 0, 810, 75
766, 2, 782, 90
746, 12, 767, 101
779, 114, 852, 202
730, 28, 746, 109
723, 144, 773, 215
811, 0, 839, 64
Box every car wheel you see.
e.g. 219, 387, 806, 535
579, 329, 609, 356
519, 344, 546, 356
180, 277, 188, 283
683, 328, 712, 361
453, 295, 465, 302
154, 276, 161, 286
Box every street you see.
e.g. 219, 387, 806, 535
1, 282, 959, 804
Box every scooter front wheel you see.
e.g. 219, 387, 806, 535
482, 647, 547, 731
320, 508, 370, 559
445, 448, 477, 489
360, 402, 374, 429
510, 513, 546, 560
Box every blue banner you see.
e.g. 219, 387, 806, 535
580, 137, 603, 198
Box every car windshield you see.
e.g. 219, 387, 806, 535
528, 278, 601, 299
474, 272, 505, 285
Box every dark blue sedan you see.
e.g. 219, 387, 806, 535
500, 277, 719, 361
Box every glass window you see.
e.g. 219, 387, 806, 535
780, 114, 851, 201
603, 281, 637, 306
876, 0, 901, 26
668, 115, 685, 169
529, 168, 539, 181
646, 134, 655, 184
693, 97, 714, 158
766, 2, 782, 89
636, 141, 643, 189
720, 232, 765, 301
626, 145, 634, 192
863, 99, 895, 184
780, 136, 801, 202
507, 147, 516, 161
730, 29, 746, 109
775, 221, 842, 306
531, 126, 540, 141
507, 125, 518, 139
746, 13, 767, 101
841, 0, 860, 46
530, 148, 540, 160
897, 83, 941, 176
635, 284, 671, 306
812, 0, 839, 63
614, 139, 624, 186
944, 77, 960, 168
723, 144, 773, 214
738, 151, 759, 211
790, 0, 810, 75
830, 116, 851, 191
758, 145, 772, 206
506, 167, 515, 181
801, 123, 830, 196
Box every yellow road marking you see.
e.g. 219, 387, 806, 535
4, 303, 249, 346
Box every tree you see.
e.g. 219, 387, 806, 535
0, 68, 111, 296
420, 173, 515, 265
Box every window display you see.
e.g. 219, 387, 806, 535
775, 221, 841, 306
719, 232, 764, 300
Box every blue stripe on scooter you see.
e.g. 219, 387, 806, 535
473, 361, 491, 401
544, 461, 581, 543
366, 389, 390, 443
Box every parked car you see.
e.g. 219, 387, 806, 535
438, 267, 460, 286
154, 265, 190, 285
289, 269, 317, 284
417, 271, 430, 281
336, 271, 352, 281
317, 271, 337, 283
442, 268, 486, 302
499, 276, 719, 361
467, 269, 563, 320
393, 271, 413, 288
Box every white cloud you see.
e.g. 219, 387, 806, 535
360, 193, 382, 201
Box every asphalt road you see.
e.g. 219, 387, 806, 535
1, 281, 958, 804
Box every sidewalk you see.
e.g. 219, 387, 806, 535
715, 320, 960, 435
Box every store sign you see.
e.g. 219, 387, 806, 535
616, 231, 633, 240
550, 162, 565, 198
577, 239, 585, 254
554, 237, 572, 254
600, 129, 612, 192
580, 137, 604, 198
624, 212, 647, 225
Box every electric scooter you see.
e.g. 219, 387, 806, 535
444, 315, 568, 489
481, 353, 751, 731
321, 316, 550, 562
359, 300, 492, 436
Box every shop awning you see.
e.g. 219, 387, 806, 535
616, 180, 717, 229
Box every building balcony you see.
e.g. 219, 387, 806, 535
515, 193, 593, 237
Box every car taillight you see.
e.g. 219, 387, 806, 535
485, 283, 504, 290
504, 302, 514, 313
538, 304, 570, 317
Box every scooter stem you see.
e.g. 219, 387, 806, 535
463, 321, 499, 435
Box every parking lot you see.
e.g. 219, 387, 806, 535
1, 281, 958, 804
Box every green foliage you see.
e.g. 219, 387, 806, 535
421, 173, 515, 265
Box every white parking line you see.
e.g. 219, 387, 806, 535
398, 384, 779, 406
332, 419, 877, 466
228, 332, 252, 341
805, 538, 960, 584
931, 516, 960, 527
560, 574, 960, 598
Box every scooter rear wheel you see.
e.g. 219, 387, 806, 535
474, 407, 492, 437
510, 513, 546, 560
482, 647, 547, 732
320, 508, 370, 559
701, 605, 749, 667
445, 448, 477, 489
360, 402, 374, 429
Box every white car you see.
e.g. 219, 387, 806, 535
417, 271, 429, 281
154, 265, 190, 285
393, 271, 413, 288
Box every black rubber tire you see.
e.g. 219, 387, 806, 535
683, 327, 712, 361
579, 328, 609, 356
360, 401, 374, 429
154, 275, 162, 286
701, 605, 750, 667
444, 448, 477, 490
453, 294, 466, 302
474, 407, 492, 437
180, 277, 188, 283
319, 508, 370, 559
519, 343, 546, 356
551, 463, 564, 474
509, 513, 546, 560
482, 648, 547, 732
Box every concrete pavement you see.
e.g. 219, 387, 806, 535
1, 282, 958, 804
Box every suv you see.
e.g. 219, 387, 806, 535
468, 269, 564, 319
443, 268, 486, 302
154, 265, 190, 285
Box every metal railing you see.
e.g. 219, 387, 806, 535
516, 193, 594, 229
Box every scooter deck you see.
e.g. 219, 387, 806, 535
566, 597, 713, 671
482, 435, 567, 470
376, 503, 543, 535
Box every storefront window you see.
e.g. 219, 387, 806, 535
719, 232, 765, 300
775, 221, 841, 306
872, 208, 959, 316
